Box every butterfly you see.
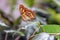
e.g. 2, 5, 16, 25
19, 4, 35, 21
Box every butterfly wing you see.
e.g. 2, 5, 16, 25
19, 4, 35, 21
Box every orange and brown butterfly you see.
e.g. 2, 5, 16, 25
19, 4, 35, 21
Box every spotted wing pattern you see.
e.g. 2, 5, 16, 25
19, 4, 35, 21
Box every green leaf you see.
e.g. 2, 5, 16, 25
45, 0, 52, 3
13, 17, 22, 27
55, 36, 60, 40
0, 25, 9, 31
8, 0, 17, 6
47, 8, 56, 15
35, 25, 60, 36
17, 32, 24, 36
41, 25, 60, 33
24, 0, 34, 7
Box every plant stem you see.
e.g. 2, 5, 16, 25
5, 33, 8, 40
